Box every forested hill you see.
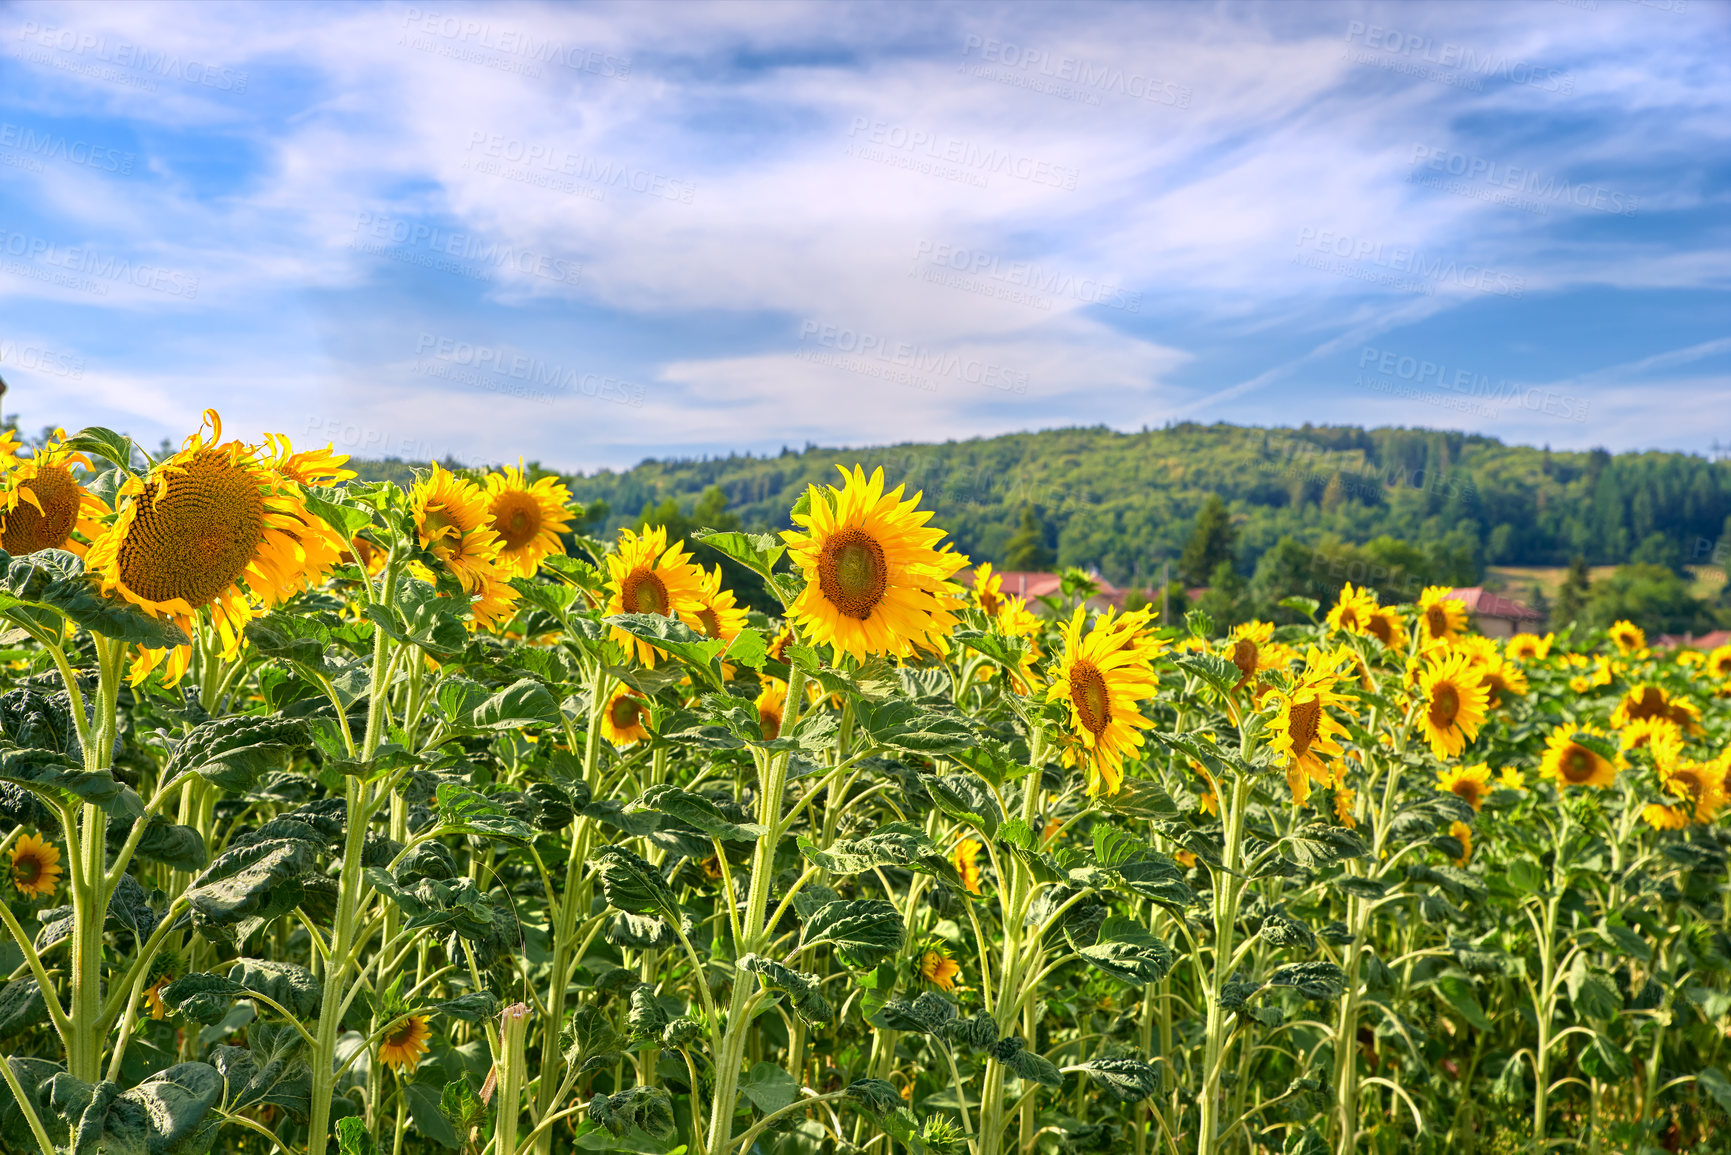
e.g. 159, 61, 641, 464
361, 423, 1731, 588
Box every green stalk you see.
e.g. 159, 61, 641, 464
496, 1003, 532, 1155
1196, 772, 1250, 1155
66, 634, 123, 1082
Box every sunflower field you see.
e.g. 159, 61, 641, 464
1, 414, 1730, 1155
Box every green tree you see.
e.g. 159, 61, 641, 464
1585, 564, 1719, 635
1554, 556, 1591, 626
1003, 505, 1055, 570
1195, 559, 1248, 628
1179, 495, 1237, 587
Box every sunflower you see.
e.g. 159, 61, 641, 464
1174, 849, 1198, 868
469, 569, 523, 633
604, 526, 707, 667
1045, 605, 1160, 797
1326, 583, 1381, 637
410, 464, 502, 592
1415, 651, 1490, 760
1640, 802, 1690, 831
1619, 716, 1684, 762
971, 561, 1006, 616
953, 838, 983, 895
143, 973, 172, 1020
1437, 763, 1493, 812
1707, 644, 1731, 680
600, 687, 651, 747
0, 430, 108, 556
768, 626, 794, 664
780, 466, 966, 662
1266, 647, 1355, 806
1334, 788, 1357, 829
1418, 587, 1468, 644
8, 833, 61, 899
1476, 655, 1528, 708
1223, 621, 1294, 692
1568, 656, 1616, 695
918, 948, 960, 992
483, 466, 574, 579
1658, 759, 1725, 824
1507, 632, 1554, 661
993, 593, 1045, 694
684, 566, 748, 644
1539, 724, 1617, 790
1498, 765, 1526, 792
379, 1014, 432, 1072
1612, 685, 1703, 734
1608, 619, 1646, 654
1447, 821, 1473, 868
86, 412, 350, 682
754, 678, 788, 740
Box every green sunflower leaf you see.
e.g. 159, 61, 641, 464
1073, 1056, 1159, 1101
633, 784, 765, 842
800, 899, 904, 968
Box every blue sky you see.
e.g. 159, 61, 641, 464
0, 0, 1727, 472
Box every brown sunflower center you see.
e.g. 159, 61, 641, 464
117, 451, 265, 609
817, 529, 888, 620
1429, 684, 1460, 730
384, 1019, 422, 1047
1069, 661, 1111, 736
610, 696, 643, 730
696, 607, 722, 638
1286, 696, 1321, 758
1560, 746, 1597, 784
1626, 688, 1667, 720
491, 492, 543, 551
1672, 770, 1705, 802
1425, 605, 1449, 637
1338, 607, 1360, 629
1367, 614, 1394, 646
980, 589, 1000, 616
758, 704, 782, 741
12, 854, 42, 884
1452, 780, 1483, 808
1230, 639, 1258, 685
1, 464, 80, 554
622, 567, 670, 615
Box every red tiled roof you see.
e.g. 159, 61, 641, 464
1654, 629, 1731, 650
960, 569, 1119, 599
1449, 587, 1544, 622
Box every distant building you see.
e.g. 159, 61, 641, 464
960, 569, 1126, 612
1448, 587, 1545, 638
1654, 629, 1731, 651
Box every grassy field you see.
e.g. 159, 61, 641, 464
1486, 564, 1729, 603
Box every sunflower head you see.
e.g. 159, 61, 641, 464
605, 526, 707, 667
1660, 760, 1725, 824
1044, 606, 1159, 797
917, 947, 961, 992
601, 687, 652, 747
1437, 763, 1492, 812
1477, 656, 1528, 707
684, 565, 747, 644
971, 562, 1005, 616
1418, 586, 1468, 643
1334, 788, 1357, 829
780, 467, 966, 662
1326, 583, 1380, 637
379, 1014, 432, 1072
1266, 648, 1355, 800
754, 678, 788, 740
8, 832, 62, 899
1416, 652, 1490, 760
1540, 725, 1617, 790
483, 466, 575, 579
1447, 821, 1473, 868
0, 430, 107, 556
1608, 619, 1646, 655
1507, 632, 1554, 661
1707, 644, 1731, 680
952, 838, 983, 895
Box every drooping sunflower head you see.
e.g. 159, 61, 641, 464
1418, 586, 1468, 643
1266, 648, 1354, 803
1326, 583, 1380, 637
1640, 802, 1690, 831
379, 1014, 432, 1072
971, 561, 1004, 616
604, 526, 707, 666
1619, 716, 1684, 764
952, 838, 983, 895
483, 466, 575, 579
1044, 606, 1160, 797
1447, 821, 1473, 868
1608, 619, 1646, 655
410, 464, 501, 592
1224, 620, 1286, 690
87, 411, 348, 642
1539, 724, 1617, 790
1437, 763, 1493, 812
1660, 760, 1725, 824
1416, 651, 1490, 760
1507, 632, 1554, 661
754, 677, 788, 740
1334, 788, 1357, 828
917, 946, 960, 992
143, 973, 173, 1020
600, 686, 652, 747
0, 430, 108, 557
8, 832, 62, 899
780, 466, 966, 662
